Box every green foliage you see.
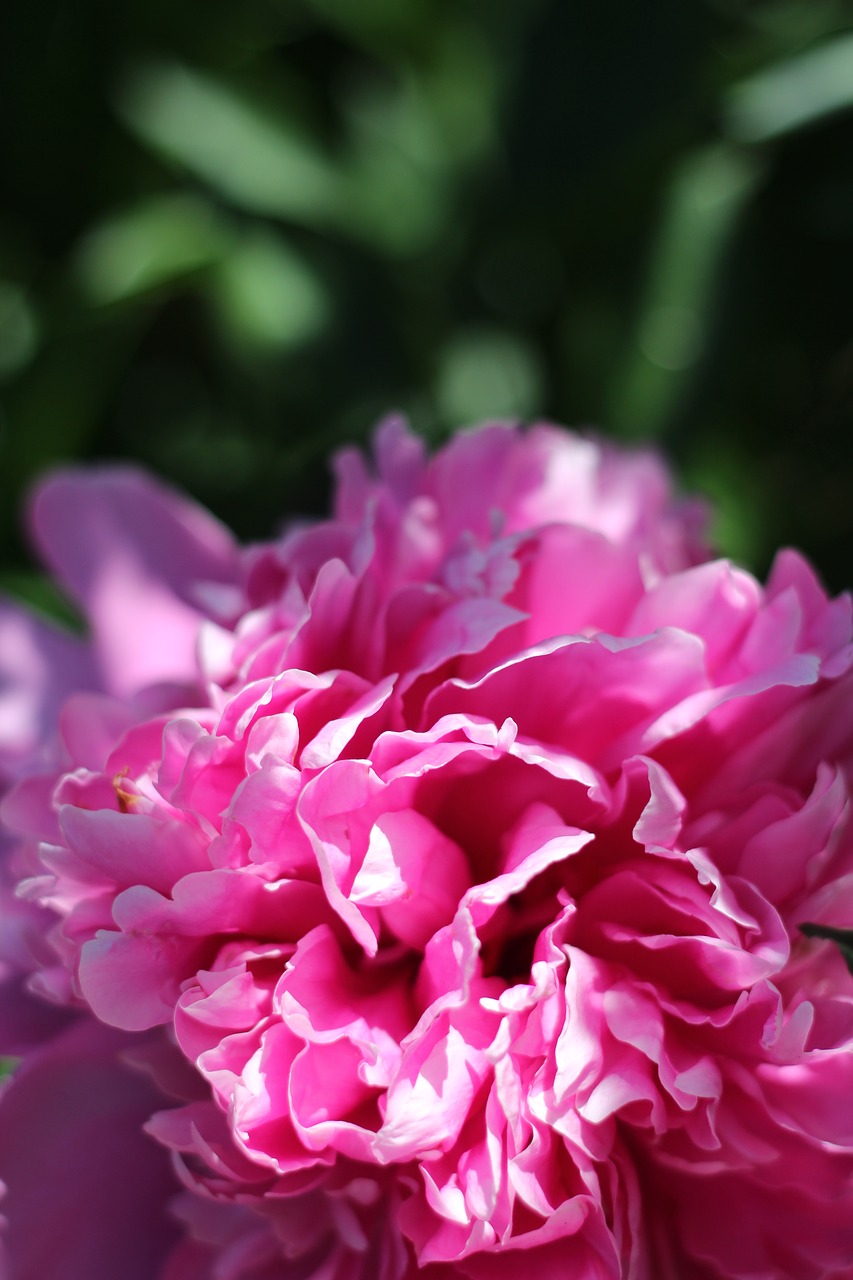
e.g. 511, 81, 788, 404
800, 922, 853, 976
1, 0, 852, 589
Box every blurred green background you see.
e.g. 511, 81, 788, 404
2, 0, 853, 600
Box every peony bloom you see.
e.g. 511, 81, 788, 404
1, 418, 852, 1279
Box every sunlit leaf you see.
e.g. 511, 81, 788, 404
117, 61, 343, 225
435, 328, 544, 424
726, 32, 853, 143
74, 194, 232, 305
208, 229, 330, 352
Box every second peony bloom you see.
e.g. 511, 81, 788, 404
1, 418, 852, 1280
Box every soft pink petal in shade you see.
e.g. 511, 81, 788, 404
29, 467, 238, 695
0, 602, 97, 781
0, 881, 74, 1055
0, 1020, 180, 1280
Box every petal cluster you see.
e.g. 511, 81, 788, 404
1, 420, 852, 1279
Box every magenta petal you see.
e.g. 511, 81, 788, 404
78, 926, 206, 1029
2, 420, 851, 1277
350, 810, 470, 948
58, 806, 209, 894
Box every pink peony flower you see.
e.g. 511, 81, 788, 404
1, 418, 852, 1279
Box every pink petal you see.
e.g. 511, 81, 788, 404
0, 1020, 180, 1279
29, 467, 238, 695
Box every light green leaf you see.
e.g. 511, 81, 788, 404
609, 145, 764, 438
117, 61, 342, 225
726, 32, 853, 143
208, 229, 329, 352
435, 328, 544, 424
0, 571, 84, 631
0, 284, 38, 379
74, 194, 232, 305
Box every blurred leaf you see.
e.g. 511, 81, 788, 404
155, 419, 262, 494
0, 322, 141, 505
208, 228, 330, 352
744, 0, 853, 53
479, 231, 565, 326
300, 0, 435, 58
725, 31, 853, 142
117, 61, 343, 225
800, 922, 853, 976
435, 328, 544, 424
74, 194, 232, 305
411, 23, 499, 166
2, 0, 852, 594
682, 430, 768, 570
116, 58, 459, 256
0, 570, 85, 631
0, 1057, 18, 1083
337, 24, 499, 254
341, 78, 450, 254
0, 283, 38, 380
610, 144, 764, 437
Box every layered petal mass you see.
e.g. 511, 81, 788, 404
1, 420, 852, 1279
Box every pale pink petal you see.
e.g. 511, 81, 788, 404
0, 601, 97, 781
29, 467, 238, 695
